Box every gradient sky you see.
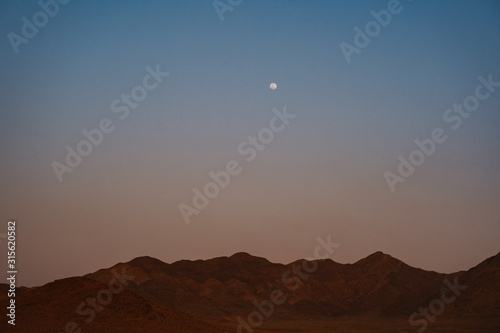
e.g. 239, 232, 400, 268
1, 0, 499, 287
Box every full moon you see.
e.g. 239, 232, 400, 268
270, 83, 277, 90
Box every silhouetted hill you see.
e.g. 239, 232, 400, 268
0, 276, 227, 333
434, 251, 500, 319
1, 251, 499, 332
85, 251, 499, 320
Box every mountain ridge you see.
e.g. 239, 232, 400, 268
1, 251, 499, 332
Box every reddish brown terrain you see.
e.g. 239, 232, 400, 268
1, 251, 499, 332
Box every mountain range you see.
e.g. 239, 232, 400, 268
1, 251, 499, 332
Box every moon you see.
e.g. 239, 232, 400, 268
270, 83, 277, 90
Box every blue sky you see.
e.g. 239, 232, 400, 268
1, 0, 499, 286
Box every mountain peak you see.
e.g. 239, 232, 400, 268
371, 251, 389, 258
228, 252, 271, 263
230, 252, 254, 259
128, 255, 167, 268
354, 251, 399, 266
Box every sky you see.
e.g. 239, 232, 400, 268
0, 0, 499, 287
